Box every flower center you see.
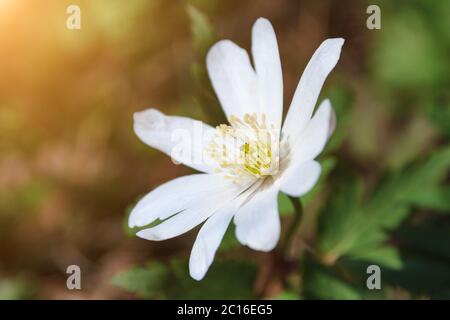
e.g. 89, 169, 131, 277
206, 113, 281, 184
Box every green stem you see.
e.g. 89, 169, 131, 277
283, 196, 303, 256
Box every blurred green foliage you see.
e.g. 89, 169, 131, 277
0, 277, 37, 300
318, 146, 450, 261
112, 260, 257, 299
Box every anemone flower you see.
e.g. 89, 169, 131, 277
129, 17, 344, 280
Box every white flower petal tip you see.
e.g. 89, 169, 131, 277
189, 204, 236, 281
244, 236, 279, 252
234, 187, 281, 252
189, 242, 209, 281
128, 208, 145, 228
133, 108, 215, 173
128, 205, 149, 229
128, 174, 231, 229
133, 108, 164, 132
136, 229, 160, 241
206, 17, 283, 126
282, 37, 344, 141
278, 160, 322, 197
253, 17, 271, 27
206, 40, 258, 120
252, 17, 277, 47
318, 38, 345, 69
189, 236, 216, 281
128, 217, 141, 229
251, 17, 283, 129
237, 231, 280, 252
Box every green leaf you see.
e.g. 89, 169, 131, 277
318, 146, 450, 261
346, 246, 403, 270
302, 260, 361, 300
317, 173, 362, 259
424, 94, 450, 138
381, 219, 450, 298
406, 186, 450, 212
112, 259, 257, 299
395, 221, 450, 262
382, 254, 450, 299
111, 263, 170, 299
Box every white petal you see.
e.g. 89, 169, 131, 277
282, 38, 344, 140
288, 99, 335, 164
189, 204, 236, 281
207, 40, 258, 120
136, 184, 238, 241
134, 108, 215, 173
128, 174, 230, 228
251, 18, 283, 129
278, 160, 321, 197
234, 186, 280, 252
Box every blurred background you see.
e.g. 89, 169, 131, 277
0, 0, 449, 299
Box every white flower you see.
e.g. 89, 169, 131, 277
129, 18, 344, 280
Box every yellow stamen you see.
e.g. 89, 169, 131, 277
207, 113, 281, 184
